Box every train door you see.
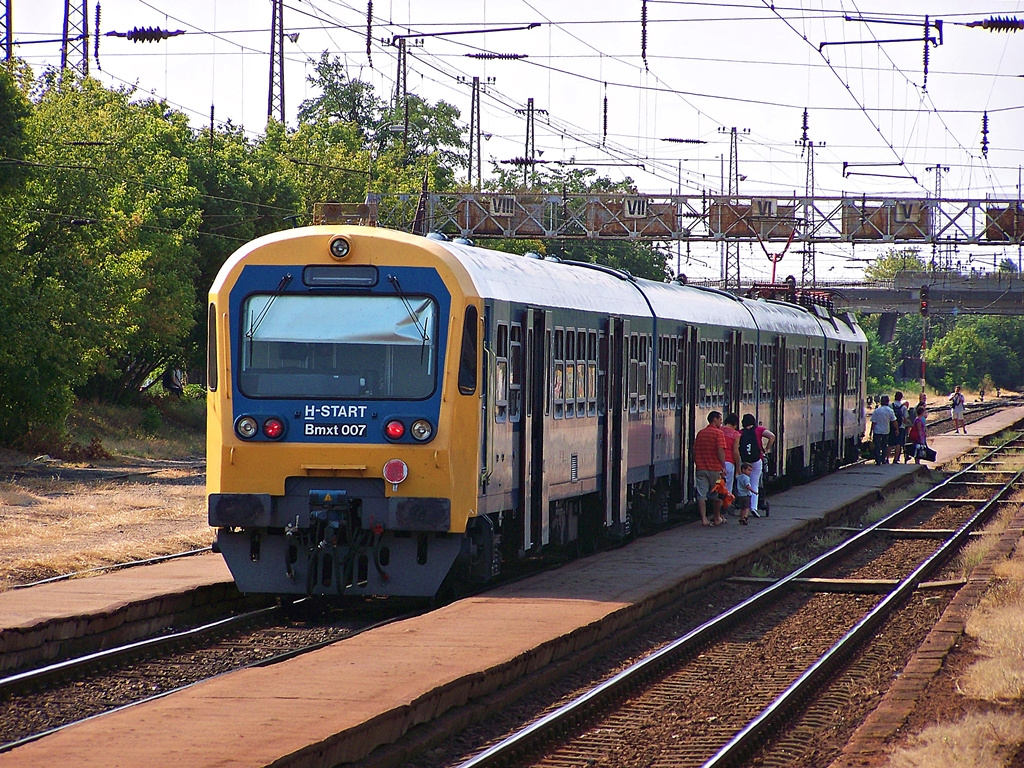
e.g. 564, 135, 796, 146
728, 330, 741, 418
603, 316, 629, 536
519, 308, 535, 551
773, 336, 786, 477
526, 310, 550, 549
834, 343, 846, 464
681, 326, 698, 499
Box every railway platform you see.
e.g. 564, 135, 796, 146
3, 406, 1022, 768
0, 554, 241, 673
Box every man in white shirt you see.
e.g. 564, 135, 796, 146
870, 395, 898, 465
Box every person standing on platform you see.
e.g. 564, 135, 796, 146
721, 414, 742, 513
734, 462, 754, 525
890, 391, 910, 463
693, 411, 728, 527
870, 395, 897, 465
910, 405, 929, 464
739, 414, 775, 516
949, 385, 966, 434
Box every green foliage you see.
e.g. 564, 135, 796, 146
140, 405, 162, 435
864, 247, 927, 280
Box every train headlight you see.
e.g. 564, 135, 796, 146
410, 419, 432, 441
384, 420, 405, 440
262, 418, 285, 439
236, 416, 259, 439
328, 236, 351, 260
383, 459, 408, 486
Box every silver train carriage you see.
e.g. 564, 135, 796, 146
206, 227, 867, 598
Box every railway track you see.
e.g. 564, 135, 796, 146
451, 433, 1024, 768
0, 600, 422, 752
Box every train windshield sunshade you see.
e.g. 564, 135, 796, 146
239, 294, 437, 399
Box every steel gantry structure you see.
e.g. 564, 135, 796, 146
360, 192, 1023, 250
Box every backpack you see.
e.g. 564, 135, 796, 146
738, 428, 760, 463
896, 401, 909, 427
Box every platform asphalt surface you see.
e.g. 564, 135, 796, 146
3, 407, 1022, 768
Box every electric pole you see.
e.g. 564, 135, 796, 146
721, 126, 744, 290
61, 0, 88, 77
267, 0, 285, 124
1, 0, 12, 61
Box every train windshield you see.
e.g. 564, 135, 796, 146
238, 294, 437, 399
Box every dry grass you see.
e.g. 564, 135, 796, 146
885, 504, 1024, 767
0, 400, 210, 590
886, 712, 1024, 768
959, 553, 1024, 702
947, 489, 1024, 580
0, 469, 211, 589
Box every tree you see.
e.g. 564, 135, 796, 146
864, 247, 927, 281
21, 72, 203, 404
296, 52, 466, 189
296, 53, 382, 134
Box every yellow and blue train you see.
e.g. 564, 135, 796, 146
207, 226, 866, 597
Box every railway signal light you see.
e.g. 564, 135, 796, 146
920, 285, 929, 316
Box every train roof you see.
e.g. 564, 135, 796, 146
446, 241, 652, 316
445, 239, 863, 341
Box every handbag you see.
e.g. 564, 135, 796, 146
712, 477, 735, 508
919, 446, 937, 462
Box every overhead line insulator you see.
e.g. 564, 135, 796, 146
465, 53, 527, 60
965, 16, 1024, 32
105, 27, 186, 43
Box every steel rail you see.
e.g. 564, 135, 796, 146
10, 546, 213, 590
0, 605, 280, 697
454, 435, 1023, 768
0, 602, 429, 754
704, 456, 1024, 766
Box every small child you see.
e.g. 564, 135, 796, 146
735, 462, 753, 525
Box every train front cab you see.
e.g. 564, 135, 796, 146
206, 228, 484, 598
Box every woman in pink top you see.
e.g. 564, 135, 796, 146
721, 414, 742, 501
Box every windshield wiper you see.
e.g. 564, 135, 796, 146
245, 273, 292, 366
387, 274, 430, 364
246, 273, 293, 340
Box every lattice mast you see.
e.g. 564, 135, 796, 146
468, 76, 481, 190
61, 0, 88, 76
723, 126, 741, 289
926, 162, 950, 269
802, 142, 816, 287
267, 0, 285, 123
1, 0, 12, 61
395, 38, 408, 154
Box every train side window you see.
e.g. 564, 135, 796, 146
657, 337, 667, 410
669, 336, 678, 409
628, 333, 639, 413
207, 303, 218, 392
799, 348, 807, 395
638, 335, 649, 412
587, 331, 597, 417
597, 331, 607, 416
544, 329, 551, 416
458, 306, 478, 395
698, 340, 708, 406
495, 323, 508, 423
565, 329, 576, 419
509, 324, 522, 422
553, 328, 564, 418
575, 330, 586, 417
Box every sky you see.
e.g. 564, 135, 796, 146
10, 1, 1024, 280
